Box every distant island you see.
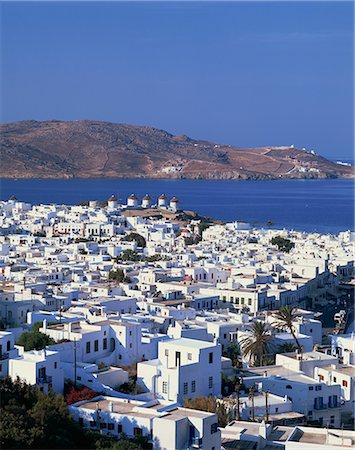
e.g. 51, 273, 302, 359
0, 120, 353, 180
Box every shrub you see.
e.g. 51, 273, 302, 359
65, 386, 98, 405
16, 331, 55, 351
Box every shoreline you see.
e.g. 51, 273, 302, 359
1, 175, 354, 181
1, 178, 353, 235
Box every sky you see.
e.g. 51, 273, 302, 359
1, 1, 354, 160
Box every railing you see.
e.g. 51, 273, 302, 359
0, 352, 9, 360
314, 402, 341, 410
37, 375, 53, 384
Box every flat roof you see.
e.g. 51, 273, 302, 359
281, 351, 337, 362
289, 428, 355, 447
321, 365, 355, 376
161, 337, 216, 349
241, 365, 299, 378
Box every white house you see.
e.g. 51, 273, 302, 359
69, 395, 221, 450
0, 331, 19, 378
9, 348, 64, 394
137, 337, 222, 404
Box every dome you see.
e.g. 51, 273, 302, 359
108, 194, 118, 202
170, 197, 179, 203
158, 194, 167, 199
143, 194, 152, 200
128, 193, 139, 200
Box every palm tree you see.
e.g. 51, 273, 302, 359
278, 342, 297, 354
240, 321, 274, 366
234, 377, 243, 421
273, 306, 302, 352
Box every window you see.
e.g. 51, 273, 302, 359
333, 377, 337, 382
134, 427, 142, 437
108, 423, 114, 430
188, 353, 192, 360
86, 342, 91, 353
248, 299, 252, 306
275, 408, 279, 413
209, 352, 213, 364
308, 386, 314, 391
209, 376, 213, 389
129, 331, 132, 336
286, 385, 292, 389
224, 334, 227, 339
103, 338, 107, 350
184, 382, 188, 395
54, 362, 57, 369
162, 381, 168, 394
315, 385, 322, 391
330, 416, 335, 424
94, 340, 99, 352
342, 380, 348, 387
211, 423, 218, 434
191, 381, 196, 393
165, 349, 169, 356
100, 423, 107, 429
117, 424, 122, 433
7, 341, 10, 351
90, 421, 96, 428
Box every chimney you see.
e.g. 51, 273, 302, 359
109, 401, 113, 412
259, 420, 267, 439
43, 319, 47, 331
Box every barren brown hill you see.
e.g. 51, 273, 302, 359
0, 120, 353, 180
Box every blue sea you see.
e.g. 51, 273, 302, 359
0, 178, 354, 234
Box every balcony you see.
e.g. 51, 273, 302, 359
314, 402, 341, 410
0, 352, 9, 361
37, 375, 53, 384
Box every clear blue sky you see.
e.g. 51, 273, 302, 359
1, 1, 354, 159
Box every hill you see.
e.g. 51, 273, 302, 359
0, 120, 353, 180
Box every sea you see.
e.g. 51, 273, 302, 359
0, 178, 354, 234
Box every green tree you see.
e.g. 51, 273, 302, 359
270, 236, 295, 253
143, 254, 162, 262
222, 343, 241, 367
108, 269, 130, 283
0, 377, 146, 450
273, 306, 302, 352
278, 342, 297, 353
240, 321, 274, 366
117, 250, 141, 262
123, 233, 146, 248
16, 331, 55, 351
198, 222, 211, 235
